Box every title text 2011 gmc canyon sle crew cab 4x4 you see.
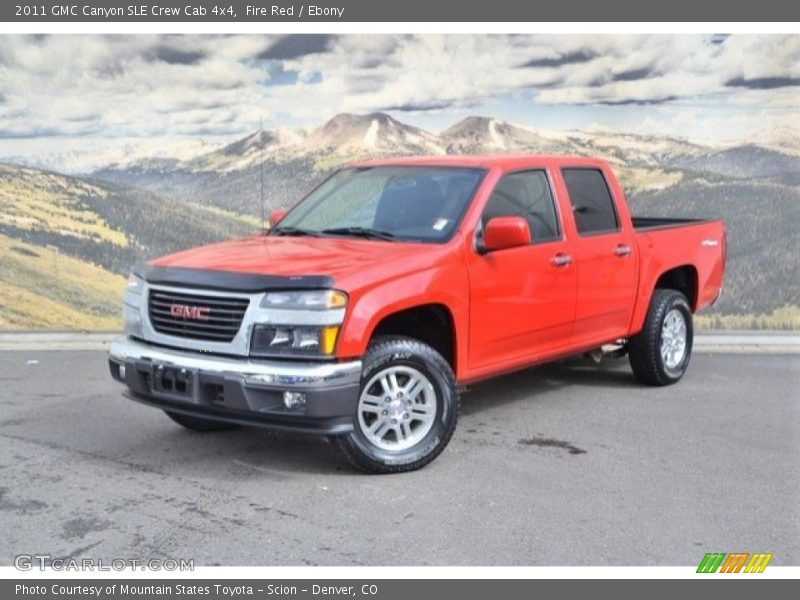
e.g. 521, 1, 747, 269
109, 155, 726, 473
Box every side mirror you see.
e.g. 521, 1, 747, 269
269, 209, 287, 227
482, 216, 531, 253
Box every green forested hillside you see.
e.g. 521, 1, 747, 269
629, 173, 800, 317
0, 163, 257, 329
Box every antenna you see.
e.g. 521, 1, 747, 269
259, 117, 266, 231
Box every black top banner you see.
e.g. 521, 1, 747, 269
4, 0, 800, 22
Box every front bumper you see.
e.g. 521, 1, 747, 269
108, 337, 362, 434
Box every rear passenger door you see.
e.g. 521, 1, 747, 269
467, 170, 577, 371
561, 168, 637, 347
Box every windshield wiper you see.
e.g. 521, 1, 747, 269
270, 226, 320, 237
321, 226, 397, 241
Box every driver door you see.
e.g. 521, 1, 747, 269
467, 170, 577, 373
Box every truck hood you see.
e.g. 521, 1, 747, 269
149, 235, 444, 289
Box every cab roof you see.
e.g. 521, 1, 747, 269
349, 154, 611, 171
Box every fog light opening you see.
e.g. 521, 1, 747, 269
119, 364, 126, 380
283, 391, 307, 410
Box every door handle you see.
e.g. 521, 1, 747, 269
550, 253, 572, 267
614, 244, 632, 257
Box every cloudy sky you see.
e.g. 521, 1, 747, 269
0, 34, 798, 170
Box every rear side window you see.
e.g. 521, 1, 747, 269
562, 168, 619, 235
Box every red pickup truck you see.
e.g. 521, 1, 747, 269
109, 155, 726, 472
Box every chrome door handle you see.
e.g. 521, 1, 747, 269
614, 245, 632, 257
550, 253, 572, 267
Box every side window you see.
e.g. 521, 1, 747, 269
481, 170, 560, 244
561, 168, 619, 235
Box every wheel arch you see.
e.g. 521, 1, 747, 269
367, 303, 457, 371
630, 264, 699, 335
654, 264, 699, 311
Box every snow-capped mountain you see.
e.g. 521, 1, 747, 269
441, 116, 577, 155
85, 111, 799, 217
305, 112, 445, 156
185, 128, 306, 173
6, 112, 797, 182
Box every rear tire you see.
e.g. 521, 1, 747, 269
164, 410, 239, 432
628, 289, 693, 386
332, 336, 459, 474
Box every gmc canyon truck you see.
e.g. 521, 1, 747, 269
109, 156, 726, 473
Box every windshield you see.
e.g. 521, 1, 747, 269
272, 166, 486, 243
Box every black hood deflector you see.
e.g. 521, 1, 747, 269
133, 264, 333, 292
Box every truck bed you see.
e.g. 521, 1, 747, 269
631, 216, 726, 318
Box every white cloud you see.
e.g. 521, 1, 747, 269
0, 34, 797, 165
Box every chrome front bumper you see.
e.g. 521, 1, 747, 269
108, 337, 362, 434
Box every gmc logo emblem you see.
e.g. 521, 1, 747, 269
169, 304, 210, 321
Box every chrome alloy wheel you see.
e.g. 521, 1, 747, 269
357, 365, 437, 452
661, 308, 688, 369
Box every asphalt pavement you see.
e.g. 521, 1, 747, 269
0, 349, 797, 566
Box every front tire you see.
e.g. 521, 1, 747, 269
332, 336, 459, 473
628, 289, 694, 386
164, 410, 239, 432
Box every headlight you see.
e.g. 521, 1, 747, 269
251, 325, 340, 357
260, 290, 347, 311
251, 289, 347, 358
123, 303, 143, 337
123, 274, 145, 337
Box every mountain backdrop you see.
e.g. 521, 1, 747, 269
2, 113, 799, 330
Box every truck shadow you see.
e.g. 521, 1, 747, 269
87, 357, 643, 477
461, 357, 639, 416
160, 357, 641, 475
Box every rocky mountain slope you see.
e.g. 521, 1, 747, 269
93, 113, 799, 215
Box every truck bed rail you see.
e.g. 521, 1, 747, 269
632, 216, 712, 231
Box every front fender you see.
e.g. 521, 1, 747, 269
335, 263, 469, 377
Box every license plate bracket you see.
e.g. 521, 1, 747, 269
151, 364, 194, 398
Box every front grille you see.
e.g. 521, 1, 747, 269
148, 289, 249, 342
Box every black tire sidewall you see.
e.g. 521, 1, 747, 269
656, 293, 694, 382
346, 340, 458, 470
